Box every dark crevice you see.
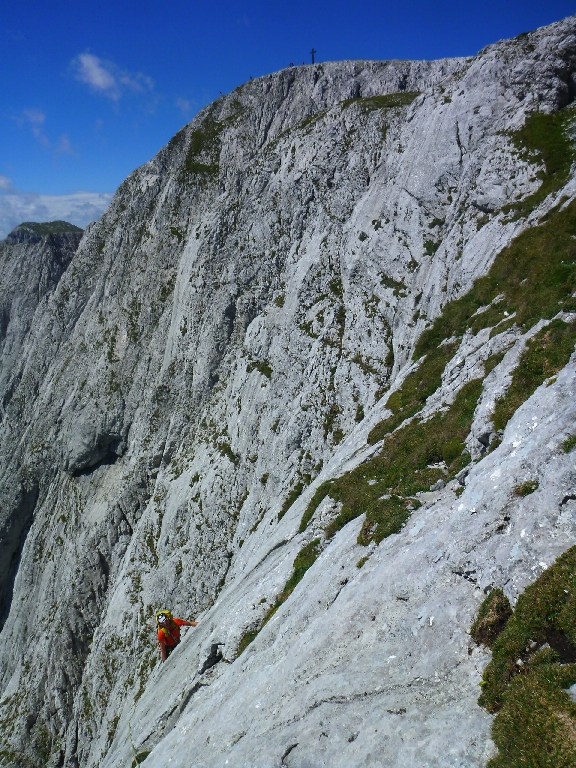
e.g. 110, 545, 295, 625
72, 451, 119, 477
179, 682, 204, 712
544, 627, 576, 663
2, 371, 22, 411
281, 743, 298, 763
223, 299, 237, 339
0, 481, 39, 629
252, 539, 290, 574
452, 567, 478, 584
199, 643, 223, 674
0, 306, 10, 344
97, 550, 109, 590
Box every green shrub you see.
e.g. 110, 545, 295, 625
562, 435, 576, 453
442, 438, 464, 465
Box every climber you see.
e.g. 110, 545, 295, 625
156, 609, 198, 661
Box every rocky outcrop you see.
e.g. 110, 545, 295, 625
0, 15, 576, 768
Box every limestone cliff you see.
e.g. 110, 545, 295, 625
1, 15, 576, 768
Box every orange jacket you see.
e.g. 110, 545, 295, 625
157, 617, 188, 646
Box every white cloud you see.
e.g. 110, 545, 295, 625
16, 109, 49, 146
176, 97, 195, 114
72, 52, 155, 102
75, 53, 117, 94
55, 134, 75, 155
22, 108, 45, 125
0, 188, 112, 239
119, 71, 155, 93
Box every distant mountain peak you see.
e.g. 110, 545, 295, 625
5, 220, 83, 244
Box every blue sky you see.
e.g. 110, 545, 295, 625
1, 0, 574, 236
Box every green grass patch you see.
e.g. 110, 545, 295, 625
380, 273, 407, 295
424, 239, 440, 256
355, 495, 417, 546
170, 226, 183, 243
377, 190, 576, 443
237, 539, 320, 655
475, 546, 576, 767
298, 481, 333, 531
368, 342, 458, 443
488, 317, 516, 339
488, 655, 576, 768
236, 628, 259, 656
278, 480, 307, 521
503, 104, 576, 220
132, 751, 152, 767
301, 379, 482, 546
485, 348, 509, 375
563, 435, 576, 453
341, 91, 420, 111
295, 110, 328, 133
183, 114, 224, 176
323, 402, 343, 440
247, 360, 272, 379
218, 441, 239, 466
514, 480, 539, 497
414, 197, 576, 364
493, 319, 576, 430
14, 220, 83, 236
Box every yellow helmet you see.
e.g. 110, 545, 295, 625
155, 609, 173, 626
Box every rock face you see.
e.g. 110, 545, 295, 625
0, 223, 82, 629
1, 15, 576, 768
